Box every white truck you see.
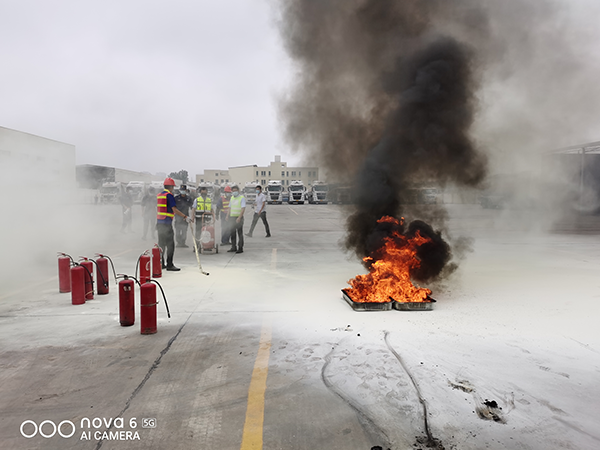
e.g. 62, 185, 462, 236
266, 180, 284, 204
288, 180, 306, 204
243, 181, 258, 205
99, 182, 122, 204
307, 181, 329, 204
126, 181, 146, 204
149, 181, 164, 193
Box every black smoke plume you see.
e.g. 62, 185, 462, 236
278, 1, 489, 282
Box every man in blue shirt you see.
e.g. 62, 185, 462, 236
174, 185, 194, 247
157, 178, 190, 271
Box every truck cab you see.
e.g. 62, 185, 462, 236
244, 182, 258, 205
266, 180, 283, 204
126, 181, 146, 204
308, 181, 329, 204
99, 182, 122, 204
288, 180, 306, 204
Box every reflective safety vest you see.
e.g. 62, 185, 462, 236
221, 196, 230, 214
196, 196, 212, 213
157, 190, 174, 220
229, 195, 244, 217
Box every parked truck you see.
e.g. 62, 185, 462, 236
99, 182, 122, 204
266, 180, 284, 204
126, 181, 146, 204
244, 181, 258, 205
307, 181, 329, 204
288, 180, 306, 204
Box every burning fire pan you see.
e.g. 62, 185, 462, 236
341, 288, 393, 311
391, 297, 436, 311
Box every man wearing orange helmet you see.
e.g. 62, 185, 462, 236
157, 177, 190, 271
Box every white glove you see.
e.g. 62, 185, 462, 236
185, 216, 193, 224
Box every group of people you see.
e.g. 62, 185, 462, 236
139, 178, 271, 271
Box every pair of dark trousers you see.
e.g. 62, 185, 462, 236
157, 223, 175, 267
174, 220, 188, 245
248, 211, 270, 236
228, 216, 244, 250
220, 212, 231, 244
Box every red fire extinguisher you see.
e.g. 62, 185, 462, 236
57, 252, 74, 293
79, 258, 94, 300
117, 274, 140, 327
136, 251, 151, 284
152, 245, 162, 278
70, 264, 86, 305
140, 279, 170, 335
95, 253, 116, 295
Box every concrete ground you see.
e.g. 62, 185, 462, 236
1, 203, 599, 450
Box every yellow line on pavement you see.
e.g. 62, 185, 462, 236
240, 321, 272, 450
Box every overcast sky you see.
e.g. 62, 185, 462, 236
2, 1, 600, 178
0, 0, 294, 176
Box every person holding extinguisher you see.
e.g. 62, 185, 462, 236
157, 178, 190, 271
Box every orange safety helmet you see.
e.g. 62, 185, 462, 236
163, 177, 176, 186
224, 186, 232, 193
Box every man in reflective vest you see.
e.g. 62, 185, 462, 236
192, 186, 215, 248
216, 185, 232, 245
157, 177, 190, 271
174, 185, 193, 247
226, 185, 246, 253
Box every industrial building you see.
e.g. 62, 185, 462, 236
76, 164, 178, 190
0, 125, 75, 192
196, 169, 231, 185
197, 155, 320, 187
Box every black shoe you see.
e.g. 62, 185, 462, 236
236, 249, 243, 254
266, 234, 271, 238
166, 266, 180, 271
162, 265, 167, 269
227, 248, 237, 252
245, 233, 252, 237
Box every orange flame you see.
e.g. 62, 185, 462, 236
347, 216, 432, 303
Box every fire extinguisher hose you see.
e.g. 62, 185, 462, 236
89, 259, 108, 288
57, 252, 75, 265
77, 262, 95, 297
149, 279, 170, 318
189, 223, 210, 276
135, 251, 149, 281
116, 274, 142, 287
96, 253, 118, 285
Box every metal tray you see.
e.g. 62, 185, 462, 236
341, 289, 393, 311
392, 297, 436, 311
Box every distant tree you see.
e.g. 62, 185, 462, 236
169, 170, 189, 184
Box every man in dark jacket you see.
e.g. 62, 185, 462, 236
174, 185, 194, 247
120, 186, 134, 233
